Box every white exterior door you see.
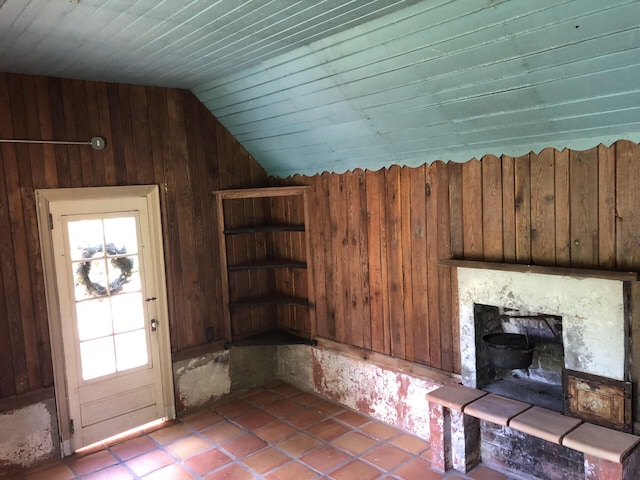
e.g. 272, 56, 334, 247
37, 186, 174, 453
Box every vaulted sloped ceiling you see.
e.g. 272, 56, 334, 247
1, 0, 639, 177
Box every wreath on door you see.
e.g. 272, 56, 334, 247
76, 243, 134, 297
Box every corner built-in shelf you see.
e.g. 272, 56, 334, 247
214, 186, 316, 347
227, 260, 307, 271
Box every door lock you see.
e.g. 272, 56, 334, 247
150, 319, 158, 331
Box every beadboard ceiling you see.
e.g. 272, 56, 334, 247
1, 0, 639, 177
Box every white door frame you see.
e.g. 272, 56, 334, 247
36, 185, 175, 456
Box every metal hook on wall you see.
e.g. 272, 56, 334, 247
0, 136, 106, 150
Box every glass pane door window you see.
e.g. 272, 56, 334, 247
66, 216, 149, 381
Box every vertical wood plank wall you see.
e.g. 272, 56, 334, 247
273, 140, 640, 371
0, 73, 267, 400
2, 71, 640, 404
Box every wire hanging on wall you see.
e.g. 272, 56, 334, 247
0, 136, 106, 150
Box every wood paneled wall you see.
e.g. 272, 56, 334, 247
274, 140, 640, 372
2, 71, 640, 403
0, 73, 267, 400
273, 165, 457, 371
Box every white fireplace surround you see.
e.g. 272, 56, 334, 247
457, 267, 628, 388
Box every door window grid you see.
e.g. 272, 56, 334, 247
67, 216, 149, 381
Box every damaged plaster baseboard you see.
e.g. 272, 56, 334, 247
174, 338, 455, 443
173, 350, 232, 412
0, 399, 59, 476
276, 340, 458, 441
173, 344, 279, 412
5, 340, 453, 476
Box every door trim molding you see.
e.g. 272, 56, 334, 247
36, 185, 175, 455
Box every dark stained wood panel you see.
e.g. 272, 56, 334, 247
461, 159, 483, 260
312, 174, 331, 339
385, 166, 405, 359
129, 85, 155, 185
95, 82, 117, 186
481, 155, 503, 262
342, 172, 357, 345
71, 80, 94, 186
554, 149, 571, 266
356, 171, 371, 352
365, 169, 388, 354
501, 155, 516, 263
349, 170, 368, 348
7, 74, 42, 392
434, 161, 454, 372
448, 162, 463, 260
409, 165, 428, 365
82, 81, 104, 186
34, 78, 59, 187
597, 145, 616, 270
1, 78, 31, 396
425, 164, 442, 368
514, 154, 531, 263
400, 166, 414, 361
530, 149, 556, 265
615, 141, 640, 270
328, 174, 347, 344
570, 148, 599, 267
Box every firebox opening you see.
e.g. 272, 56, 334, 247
474, 304, 564, 412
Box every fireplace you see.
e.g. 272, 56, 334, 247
457, 266, 630, 391
451, 262, 635, 478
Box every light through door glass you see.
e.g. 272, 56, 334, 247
67, 216, 149, 381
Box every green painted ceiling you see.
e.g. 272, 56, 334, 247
1, 0, 639, 177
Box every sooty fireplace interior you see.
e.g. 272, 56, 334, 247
474, 304, 564, 412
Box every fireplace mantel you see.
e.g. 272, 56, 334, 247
440, 259, 639, 282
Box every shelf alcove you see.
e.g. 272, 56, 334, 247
215, 187, 316, 347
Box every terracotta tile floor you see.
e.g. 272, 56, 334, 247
16, 382, 513, 480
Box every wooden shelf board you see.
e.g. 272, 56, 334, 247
224, 224, 305, 235
228, 260, 307, 271
227, 328, 316, 348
